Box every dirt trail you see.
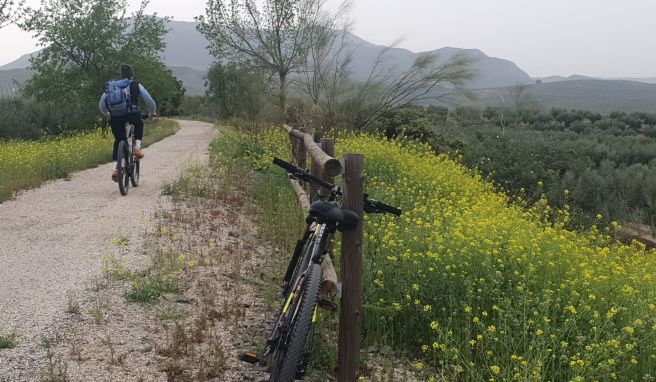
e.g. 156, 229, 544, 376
0, 120, 215, 381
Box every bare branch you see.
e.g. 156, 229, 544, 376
0, 0, 22, 28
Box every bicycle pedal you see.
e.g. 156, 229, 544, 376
239, 351, 260, 364
318, 299, 338, 312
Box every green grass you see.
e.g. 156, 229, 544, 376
124, 272, 178, 303
208, 126, 338, 375
0, 119, 179, 203
0, 332, 18, 349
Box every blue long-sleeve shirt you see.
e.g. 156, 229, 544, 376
99, 82, 156, 116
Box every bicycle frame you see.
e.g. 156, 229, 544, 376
243, 158, 401, 381
262, 217, 332, 362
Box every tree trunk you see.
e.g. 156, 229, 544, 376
279, 71, 288, 124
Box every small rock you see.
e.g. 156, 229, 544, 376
228, 230, 240, 238
208, 309, 223, 320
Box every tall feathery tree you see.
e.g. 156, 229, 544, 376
197, 0, 324, 123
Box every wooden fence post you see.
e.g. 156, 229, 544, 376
338, 153, 364, 382
296, 137, 307, 170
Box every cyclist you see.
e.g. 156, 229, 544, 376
99, 64, 157, 181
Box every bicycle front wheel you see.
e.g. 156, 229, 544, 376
269, 263, 321, 382
117, 140, 130, 195
130, 157, 140, 187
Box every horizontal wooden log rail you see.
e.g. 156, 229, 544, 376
284, 124, 341, 177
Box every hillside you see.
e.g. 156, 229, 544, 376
471, 79, 656, 113
0, 21, 532, 97
2, 20, 655, 108
0, 68, 31, 97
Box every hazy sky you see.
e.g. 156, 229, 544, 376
0, 0, 654, 78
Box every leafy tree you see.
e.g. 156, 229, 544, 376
205, 62, 266, 120
130, 56, 185, 116
19, 0, 177, 129
368, 107, 435, 140
196, 0, 325, 122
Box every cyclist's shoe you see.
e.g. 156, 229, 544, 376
239, 351, 259, 364
111, 169, 119, 182
133, 147, 145, 159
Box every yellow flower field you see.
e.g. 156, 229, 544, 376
0, 121, 178, 202
227, 127, 656, 381
0, 129, 113, 201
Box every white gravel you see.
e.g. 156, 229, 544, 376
0, 120, 215, 381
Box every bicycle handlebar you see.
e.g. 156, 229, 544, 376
273, 157, 401, 216
364, 198, 402, 216
273, 157, 335, 190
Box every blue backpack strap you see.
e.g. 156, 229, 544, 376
129, 80, 140, 110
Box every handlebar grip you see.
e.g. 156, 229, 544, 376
365, 199, 402, 216
273, 157, 299, 173
380, 203, 402, 216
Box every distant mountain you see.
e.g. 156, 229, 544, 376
1, 20, 655, 107
534, 74, 595, 83
0, 68, 31, 97
0, 20, 533, 95
471, 80, 656, 113
535, 74, 656, 85
169, 66, 206, 96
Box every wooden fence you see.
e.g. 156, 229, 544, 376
283, 124, 364, 382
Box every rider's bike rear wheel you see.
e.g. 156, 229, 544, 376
269, 263, 321, 382
117, 140, 130, 196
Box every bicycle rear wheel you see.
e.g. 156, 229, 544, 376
269, 263, 321, 382
117, 140, 130, 195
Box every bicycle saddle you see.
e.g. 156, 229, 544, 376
308, 201, 360, 232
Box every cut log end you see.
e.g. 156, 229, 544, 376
323, 158, 342, 178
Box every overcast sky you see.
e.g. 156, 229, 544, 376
0, 0, 654, 78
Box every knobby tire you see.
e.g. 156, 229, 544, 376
269, 263, 321, 382
117, 140, 130, 196
131, 156, 140, 187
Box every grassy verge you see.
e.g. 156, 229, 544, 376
209, 126, 350, 378
0, 119, 179, 203
64, 142, 273, 380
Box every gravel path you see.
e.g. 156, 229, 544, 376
0, 120, 215, 381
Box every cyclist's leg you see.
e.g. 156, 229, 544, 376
110, 117, 128, 166
128, 113, 145, 158
129, 113, 144, 149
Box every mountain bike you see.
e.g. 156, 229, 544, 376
241, 157, 401, 382
116, 115, 149, 196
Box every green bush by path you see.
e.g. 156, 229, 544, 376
221, 125, 656, 381
0, 119, 179, 202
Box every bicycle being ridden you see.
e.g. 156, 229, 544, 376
98, 63, 157, 184
112, 114, 152, 195
242, 157, 401, 382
